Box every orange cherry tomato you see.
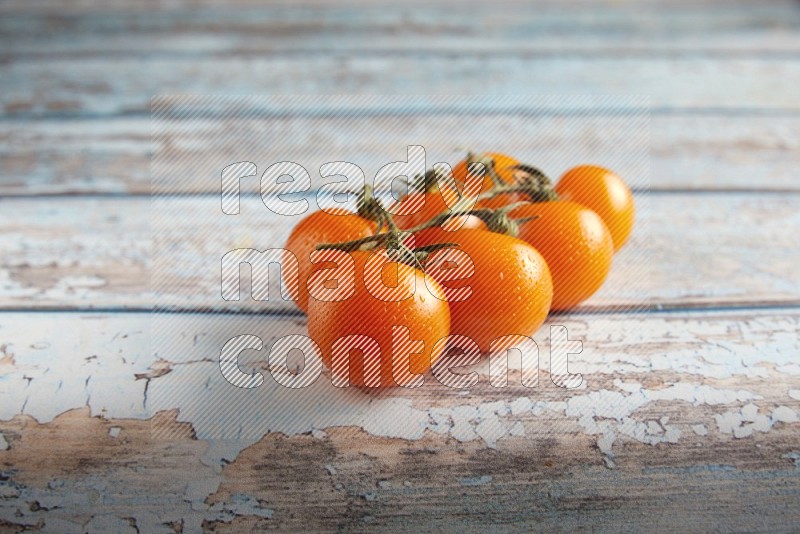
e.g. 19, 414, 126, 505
284, 208, 375, 312
555, 165, 635, 251
475, 195, 519, 210
307, 250, 450, 388
417, 229, 552, 353
453, 152, 523, 209
391, 188, 455, 230
511, 200, 614, 311
391, 187, 488, 233
439, 214, 488, 232
452, 152, 519, 192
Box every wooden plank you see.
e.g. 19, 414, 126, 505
2, 114, 798, 195
1, 193, 799, 311
2, 0, 796, 529
0, 308, 799, 530
3, 2, 800, 56
1, 0, 795, 13
3, 56, 800, 118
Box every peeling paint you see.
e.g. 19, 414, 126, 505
84, 514, 138, 534
0, 470, 276, 534
0, 312, 798, 528
712, 403, 796, 438
151, 379, 775, 466
508, 421, 525, 437
0, 268, 39, 299
223, 494, 274, 520
2, 314, 790, 469
0, 484, 20, 499
43, 275, 108, 302
772, 406, 799, 424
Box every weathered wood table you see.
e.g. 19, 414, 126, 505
1, 1, 799, 532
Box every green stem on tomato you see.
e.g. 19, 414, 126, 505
317, 152, 557, 260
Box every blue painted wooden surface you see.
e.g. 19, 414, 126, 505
0, 1, 799, 531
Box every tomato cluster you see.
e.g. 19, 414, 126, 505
284, 152, 635, 388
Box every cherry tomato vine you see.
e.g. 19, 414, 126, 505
285, 149, 635, 388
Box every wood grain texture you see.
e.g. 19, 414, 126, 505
3, 2, 799, 57
0, 0, 790, 8
2, 0, 798, 530
1, 193, 799, 311
3, 114, 799, 195
0, 308, 799, 531
3, 56, 800, 119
